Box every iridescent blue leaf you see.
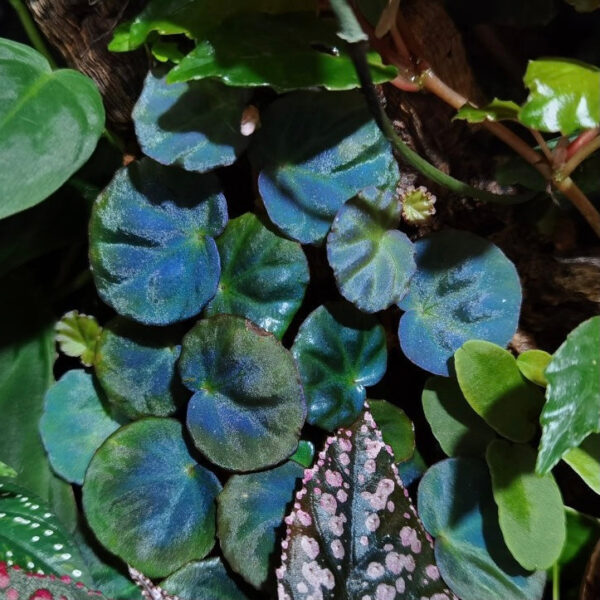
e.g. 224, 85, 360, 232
218, 460, 303, 588
133, 70, 252, 173
89, 158, 227, 325
292, 303, 387, 430
249, 91, 396, 244
205, 213, 309, 339
40, 370, 123, 485
82, 418, 221, 578
327, 185, 414, 312
179, 315, 306, 471
398, 229, 522, 376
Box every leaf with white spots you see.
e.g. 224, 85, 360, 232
0, 478, 90, 583
277, 409, 456, 600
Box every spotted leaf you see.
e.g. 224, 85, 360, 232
277, 409, 456, 600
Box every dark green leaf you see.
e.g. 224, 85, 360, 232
454, 99, 520, 123
516, 349, 552, 387
369, 399, 415, 463
565, 0, 600, 11
563, 433, 600, 494
55, 311, 102, 367
291, 441, 315, 468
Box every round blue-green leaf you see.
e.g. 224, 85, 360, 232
94, 317, 183, 419
161, 558, 250, 600
250, 90, 396, 244
133, 70, 252, 172
205, 213, 309, 339
398, 229, 522, 376
89, 158, 227, 325
40, 370, 123, 485
418, 458, 546, 600
217, 460, 303, 588
327, 185, 415, 312
179, 315, 306, 471
292, 303, 387, 430
82, 418, 222, 578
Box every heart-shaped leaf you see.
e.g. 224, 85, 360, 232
369, 399, 415, 463
277, 409, 456, 600
398, 229, 522, 376
179, 315, 306, 471
537, 316, 600, 474
89, 158, 227, 325
82, 418, 221, 578
133, 70, 252, 173
418, 458, 547, 600
486, 440, 566, 570
516, 349, 552, 387
40, 370, 123, 485
327, 185, 415, 313
250, 90, 396, 244
0, 39, 104, 220
218, 461, 303, 589
205, 213, 309, 339
454, 340, 544, 443
292, 303, 387, 430
0, 478, 89, 581
94, 317, 183, 419
55, 311, 102, 367
563, 433, 600, 494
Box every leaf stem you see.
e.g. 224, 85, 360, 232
553, 175, 600, 237
561, 135, 600, 178
7, 0, 57, 68
552, 562, 560, 600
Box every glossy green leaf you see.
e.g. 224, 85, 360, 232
486, 440, 566, 570
563, 433, 600, 494
110, 0, 316, 51
537, 316, 600, 473
167, 13, 397, 91
0, 478, 89, 581
250, 90, 396, 244
369, 399, 415, 463
180, 315, 306, 471
218, 460, 303, 588
292, 303, 387, 430
455, 340, 544, 443
161, 559, 250, 600
418, 458, 547, 600
422, 376, 496, 457
94, 317, 183, 419
520, 59, 600, 134
516, 349, 552, 387
291, 441, 315, 468
82, 418, 221, 578
398, 229, 522, 376
454, 99, 520, 123
327, 185, 415, 313
205, 213, 309, 339
0, 462, 17, 478
133, 70, 252, 172
55, 311, 102, 367
40, 370, 122, 485
89, 158, 227, 325
278, 409, 455, 600
0, 39, 104, 220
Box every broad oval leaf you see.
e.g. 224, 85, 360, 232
0, 478, 89, 581
218, 460, 303, 589
454, 340, 544, 443
133, 70, 252, 173
369, 399, 415, 463
520, 59, 600, 135
327, 186, 415, 313
486, 440, 566, 570
55, 311, 102, 367
422, 376, 496, 457
563, 433, 600, 495
82, 418, 221, 578
250, 90, 396, 244
179, 315, 306, 471
516, 349, 552, 387
537, 316, 600, 474
292, 303, 387, 430
278, 409, 456, 600
94, 317, 183, 419
166, 13, 397, 91
397, 229, 522, 376
0, 39, 104, 220
89, 158, 227, 325
161, 559, 250, 600
205, 213, 309, 339
418, 458, 547, 600
40, 370, 122, 485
